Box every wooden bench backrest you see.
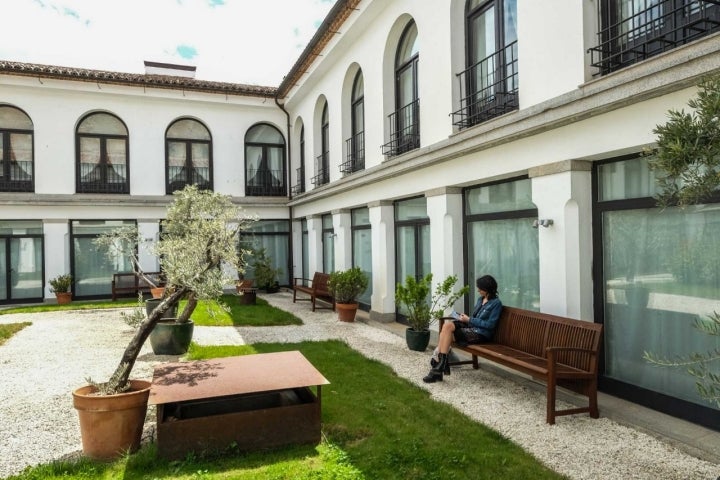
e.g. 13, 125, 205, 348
113, 273, 138, 288
494, 306, 603, 372
313, 272, 331, 294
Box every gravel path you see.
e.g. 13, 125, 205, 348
0, 292, 718, 479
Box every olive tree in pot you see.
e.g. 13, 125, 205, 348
327, 266, 369, 322
395, 273, 468, 351
73, 185, 254, 460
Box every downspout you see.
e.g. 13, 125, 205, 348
275, 91, 294, 283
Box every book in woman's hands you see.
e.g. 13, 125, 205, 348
450, 309, 461, 320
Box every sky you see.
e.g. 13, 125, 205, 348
0, 0, 337, 87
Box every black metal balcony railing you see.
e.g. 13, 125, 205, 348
0, 160, 33, 192
291, 166, 305, 195
381, 99, 420, 157
452, 40, 519, 129
246, 168, 286, 196
77, 162, 128, 194
342, 131, 365, 175
167, 166, 211, 193
589, 0, 720, 76
311, 152, 329, 187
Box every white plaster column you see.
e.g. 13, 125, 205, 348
368, 201, 395, 322
307, 215, 323, 276
426, 187, 464, 290
530, 160, 593, 320
332, 209, 352, 271
43, 219, 70, 299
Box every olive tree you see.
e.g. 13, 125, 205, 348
94, 185, 255, 394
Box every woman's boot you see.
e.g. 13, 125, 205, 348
423, 353, 449, 383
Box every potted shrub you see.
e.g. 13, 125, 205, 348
327, 266, 369, 322
73, 185, 255, 460
395, 273, 468, 351
48, 273, 73, 304
252, 247, 282, 293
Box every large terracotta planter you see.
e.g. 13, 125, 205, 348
336, 302, 359, 322
55, 292, 72, 305
72, 379, 151, 461
150, 319, 194, 355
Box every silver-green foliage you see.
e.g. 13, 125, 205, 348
644, 312, 720, 408
648, 75, 720, 208
395, 274, 469, 331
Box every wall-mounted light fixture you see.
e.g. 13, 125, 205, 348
532, 219, 554, 229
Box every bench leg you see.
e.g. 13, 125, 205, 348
589, 379, 599, 419
293, 289, 297, 303
472, 355, 479, 369
311, 296, 316, 312
547, 376, 557, 425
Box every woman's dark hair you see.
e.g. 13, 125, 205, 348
476, 275, 498, 298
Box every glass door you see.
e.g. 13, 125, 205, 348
9, 237, 43, 300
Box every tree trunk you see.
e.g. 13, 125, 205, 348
177, 292, 197, 323
106, 286, 189, 393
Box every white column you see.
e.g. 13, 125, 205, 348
43, 219, 70, 299
530, 161, 593, 320
426, 187, 464, 288
307, 215, 323, 275
368, 201, 395, 322
333, 209, 352, 271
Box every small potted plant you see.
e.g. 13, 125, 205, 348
252, 247, 282, 293
395, 273, 468, 351
48, 273, 73, 304
327, 266, 369, 322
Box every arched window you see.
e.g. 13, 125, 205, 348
245, 123, 286, 196
453, 0, 518, 128
76, 112, 128, 194
313, 103, 330, 187
343, 70, 365, 174
383, 21, 420, 156
0, 106, 33, 192
165, 118, 212, 194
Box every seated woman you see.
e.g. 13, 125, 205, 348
423, 274, 502, 383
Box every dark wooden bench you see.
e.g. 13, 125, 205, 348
111, 271, 163, 301
292, 272, 335, 311
440, 306, 603, 424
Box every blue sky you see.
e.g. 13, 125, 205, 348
0, 0, 336, 86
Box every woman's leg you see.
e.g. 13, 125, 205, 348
437, 321, 455, 354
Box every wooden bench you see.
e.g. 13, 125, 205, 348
440, 306, 603, 424
111, 271, 163, 301
292, 272, 335, 311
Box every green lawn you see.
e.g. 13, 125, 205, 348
0, 298, 138, 315
0, 322, 31, 346
7, 341, 566, 480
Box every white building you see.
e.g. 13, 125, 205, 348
1, 0, 719, 429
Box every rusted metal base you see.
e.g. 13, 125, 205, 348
150, 352, 329, 460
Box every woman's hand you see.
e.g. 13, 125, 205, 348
460, 313, 469, 323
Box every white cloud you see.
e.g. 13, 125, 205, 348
0, 0, 336, 86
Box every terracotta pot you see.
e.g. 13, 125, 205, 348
72, 379, 151, 461
236, 279, 253, 292
55, 292, 72, 305
336, 302, 359, 322
150, 287, 165, 299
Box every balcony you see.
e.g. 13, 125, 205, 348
167, 166, 211, 193
291, 166, 305, 195
311, 152, 329, 187
589, 0, 720, 76
0, 160, 33, 192
246, 167, 286, 196
341, 132, 365, 175
452, 41, 518, 129
77, 162, 128, 194
381, 99, 420, 157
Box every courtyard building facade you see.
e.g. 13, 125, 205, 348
1, 0, 719, 429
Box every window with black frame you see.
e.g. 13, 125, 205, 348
343, 71, 365, 175
351, 207, 372, 308
313, 104, 330, 187
452, 0, 518, 129
239, 220, 291, 286
0, 220, 43, 303
0, 106, 34, 193
395, 196, 430, 321
245, 123, 286, 196
382, 21, 420, 157
76, 112, 129, 194
322, 214, 335, 273
292, 124, 306, 195
165, 118, 212, 194
589, 0, 720, 75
